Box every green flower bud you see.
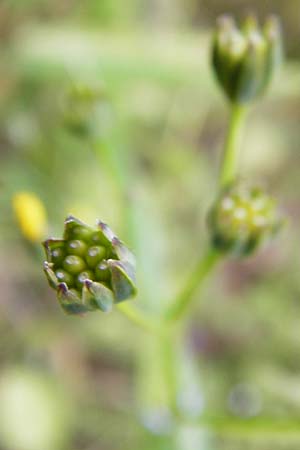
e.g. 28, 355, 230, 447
62, 84, 106, 137
55, 269, 74, 287
43, 216, 137, 315
212, 14, 282, 103
208, 184, 283, 256
76, 270, 94, 289
66, 239, 87, 257
63, 255, 86, 275
50, 248, 65, 267
91, 231, 110, 246
95, 261, 111, 282
86, 246, 107, 268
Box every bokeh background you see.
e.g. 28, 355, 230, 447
1, 1, 300, 449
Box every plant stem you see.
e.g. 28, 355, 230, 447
160, 329, 179, 415
219, 102, 247, 189
164, 102, 247, 324
165, 247, 220, 323
192, 416, 300, 437
92, 138, 136, 246
117, 302, 164, 335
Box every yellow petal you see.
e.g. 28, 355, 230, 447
12, 192, 47, 242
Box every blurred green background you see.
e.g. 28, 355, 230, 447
1, 0, 300, 449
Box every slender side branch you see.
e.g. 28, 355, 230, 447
165, 248, 221, 323
117, 302, 164, 335
219, 103, 247, 189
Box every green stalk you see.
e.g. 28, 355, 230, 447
164, 101, 247, 324
165, 248, 220, 323
190, 416, 300, 437
117, 302, 164, 336
92, 139, 136, 245
219, 102, 247, 189
160, 330, 179, 415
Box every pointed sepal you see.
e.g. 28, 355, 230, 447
64, 215, 93, 241
108, 260, 137, 303
97, 220, 116, 246
57, 283, 91, 315
42, 239, 65, 261
111, 236, 136, 267
83, 280, 113, 313
43, 261, 58, 289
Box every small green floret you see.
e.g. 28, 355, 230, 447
208, 185, 283, 256
212, 14, 282, 103
43, 216, 137, 315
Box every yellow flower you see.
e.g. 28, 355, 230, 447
12, 192, 47, 242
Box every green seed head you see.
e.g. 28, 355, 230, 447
55, 269, 74, 287
70, 226, 93, 241
91, 231, 110, 246
95, 262, 111, 282
208, 184, 283, 256
63, 255, 86, 275
86, 245, 107, 268
212, 14, 282, 103
51, 247, 65, 265
43, 216, 137, 315
66, 239, 87, 257
76, 270, 94, 289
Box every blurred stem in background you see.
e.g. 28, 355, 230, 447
92, 137, 136, 246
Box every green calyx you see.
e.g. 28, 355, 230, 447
208, 184, 283, 256
43, 216, 137, 315
212, 14, 282, 103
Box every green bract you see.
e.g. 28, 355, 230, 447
43, 216, 137, 315
212, 14, 282, 103
208, 185, 283, 256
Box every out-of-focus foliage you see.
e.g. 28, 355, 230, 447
1, 1, 300, 450
0, 368, 73, 450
